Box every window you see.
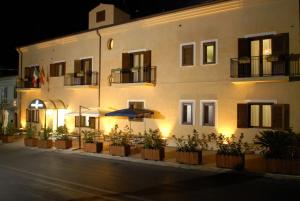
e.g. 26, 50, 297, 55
50, 62, 66, 77
96, 10, 105, 22
0, 87, 8, 103
128, 101, 144, 121
180, 43, 195, 67
202, 40, 217, 64
201, 102, 216, 126
180, 101, 194, 125
26, 109, 39, 123
250, 103, 272, 128
75, 116, 96, 128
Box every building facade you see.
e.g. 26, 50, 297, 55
17, 0, 300, 143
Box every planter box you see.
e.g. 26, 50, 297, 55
37, 140, 53, 149
176, 151, 202, 165
109, 145, 130, 156
216, 154, 244, 170
266, 159, 300, 175
2, 135, 15, 143
141, 148, 165, 161
24, 138, 38, 147
55, 140, 72, 149
84, 142, 103, 153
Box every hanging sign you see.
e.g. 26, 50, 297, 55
29, 99, 46, 109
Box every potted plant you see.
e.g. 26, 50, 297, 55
83, 130, 103, 153
141, 128, 166, 161
37, 127, 53, 149
254, 130, 300, 175
2, 122, 16, 143
210, 133, 248, 170
173, 129, 208, 165
109, 125, 131, 157
54, 126, 72, 149
24, 125, 38, 147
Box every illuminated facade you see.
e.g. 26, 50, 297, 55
17, 0, 300, 143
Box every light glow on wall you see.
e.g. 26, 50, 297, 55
217, 126, 236, 138
102, 117, 118, 134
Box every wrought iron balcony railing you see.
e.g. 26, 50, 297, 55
16, 78, 40, 89
110, 66, 156, 85
64, 71, 98, 86
230, 54, 300, 78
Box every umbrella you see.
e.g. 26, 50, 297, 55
105, 108, 154, 130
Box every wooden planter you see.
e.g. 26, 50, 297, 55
24, 138, 38, 147
55, 140, 72, 149
176, 151, 202, 165
84, 142, 103, 153
141, 148, 165, 161
37, 140, 53, 149
109, 145, 130, 156
266, 159, 300, 175
216, 154, 245, 170
2, 135, 15, 143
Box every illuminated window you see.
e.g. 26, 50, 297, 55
26, 109, 39, 123
250, 103, 272, 128
202, 40, 216, 64
181, 101, 194, 125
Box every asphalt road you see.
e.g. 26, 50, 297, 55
0, 142, 299, 201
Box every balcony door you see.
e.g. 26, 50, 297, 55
250, 38, 272, 76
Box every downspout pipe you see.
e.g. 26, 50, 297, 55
16, 48, 23, 129
96, 29, 101, 132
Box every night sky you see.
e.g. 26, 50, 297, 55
0, 0, 211, 75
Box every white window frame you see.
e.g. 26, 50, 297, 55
200, 100, 218, 128
179, 100, 195, 125
200, 39, 218, 65
180, 42, 196, 68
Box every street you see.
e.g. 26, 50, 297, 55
0, 142, 299, 201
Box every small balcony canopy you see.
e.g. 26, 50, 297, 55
105, 108, 154, 118
28, 99, 66, 110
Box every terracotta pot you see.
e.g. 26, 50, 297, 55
37, 140, 53, 149
109, 145, 130, 156
141, 148, 165, 161
2, 135, 15, 143
84, 142, 103, 153
266, 159, 300, 175
216, 154, 244, 170
176, 151, 202, 165
55, 140, 72, 149
24, 138, 38, 147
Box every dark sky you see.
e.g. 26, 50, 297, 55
0, 0, 212, 74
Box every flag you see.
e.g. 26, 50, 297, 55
40, 67, 46, 85
32, 67, 39, 86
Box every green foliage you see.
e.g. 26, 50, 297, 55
109, 124, 131, 146
25, 125, 36, 139
5, 122, 16, 136
40, 127, 52, 140
254, 130, 300, 160
173, 129, 208, 152
54, 125, 69, 141
143, 128, 166, 149
209, 133, 249, 156
82, 130, 98, 143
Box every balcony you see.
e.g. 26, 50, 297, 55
64, 72, 98, 88
230, 54, 300, 83
110, 67, 156, 87
16, 78, 40, 92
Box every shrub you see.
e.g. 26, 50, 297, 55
143, 128, 166, 149
25, 125, 36, 139
254, 130, 300, 160
173, 129, 208, 152
40, 127, 52, 140
109, 125, 131, 146
82, 130, 100, 143
209, 133, 249, 156
54, 125, 69, 141
5, 122, 16, 136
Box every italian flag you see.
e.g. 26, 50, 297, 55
32, 67, 39, 86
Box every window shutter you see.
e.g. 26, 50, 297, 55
272, 104, 289, 130
143, 51, 151, 67
122, 53, 130, 69
62, 62, 66, 75
89, 117, 96, 129
272, 33, 289, 56
74, 60, 82, 73
238, 38, 251, 77
75, 116, 80, 127
26, 109, 30, 122
50, 64, 55, 77
237, 103, 249, 128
